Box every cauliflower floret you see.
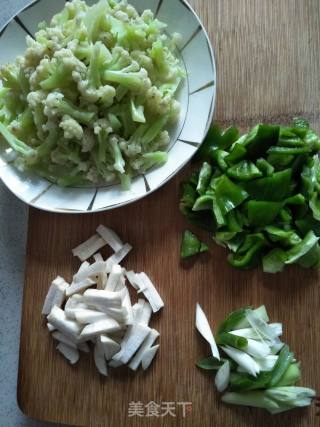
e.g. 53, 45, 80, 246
131, 50, 154, 75
81, 128, 96, 152
141, 9, 154, 23
114, 10, 129, 22
86, 166, 99, 183
145, 86, 171, 116
152, 130, 170, 150
77, 81, 116, 105
35, 27, 66, 53
93, 118, 113, 136
29, 57, 51, 90
119, 140, 142, 157
59, 115, 83, 140
169, 99, 181, 124
43, 92, 64, 118
125, 5, 138, 19
27, 90, 47, 109
23, 36, 49, 68
54, 48, 87, 74
130, 158, 144, 171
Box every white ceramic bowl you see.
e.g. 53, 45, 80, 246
0, 0, 216, 213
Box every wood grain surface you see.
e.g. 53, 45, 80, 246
18, 0, 320, 426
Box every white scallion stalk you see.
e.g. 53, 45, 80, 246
269, 323, 283, 337
96, 225, 124, 252
221, 345, 260, 377
215, 360, 230, 392
245, 339, 271, 358
270, 341, 285, 354
141, 345, 159, 370
234, 305, 269, 329
195, 303, 220, 360
238, 355, 278, 372
72, 234, 106, 261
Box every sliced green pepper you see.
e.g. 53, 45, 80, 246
227, 160, 262, 181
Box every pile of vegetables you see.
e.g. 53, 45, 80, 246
180, 119, 320, 272
0, 0, 184, 188
42, 224, 164, 375
196, 304, 316, 414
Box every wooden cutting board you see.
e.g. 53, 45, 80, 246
18, 1, 320, 426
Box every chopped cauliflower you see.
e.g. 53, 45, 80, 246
59, 115, 83, 140
0, 0, 185, 189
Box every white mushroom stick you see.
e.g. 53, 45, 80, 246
105, 264, 123, 291
83, 289, 124, 308
96, 225, 124, 252
42, 276, 69, 315
78, 342, 90, 353
47, 306, 82, 339
112, 324, 150, 364
100, 335, 121, 360
52, 331, 78, 349
94, 339, 108, 376
108, 359, 123, 368
125, 270, 139, 290
96, 270, 107, 290
129, 329, 160, 371
122, 288, 134, 325
78, 261, 90, 272
64, 295, 88, 319
103, 307, 128, 324
72, 234, 106, 262
73, 261, 106, 283
93, 253, 104, 262
135, 273, 164, 313
80, 318, 122, 340
66, 278, 96, 297
75, 309, 109, 324
106, 243, 132, 272
132, 299, 152, 326
141, 345, 159, 370
47, 323, 56, 332
56, 342, 80, 365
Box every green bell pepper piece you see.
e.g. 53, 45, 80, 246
227, 160, 262, 181
247, 201, 283, 227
